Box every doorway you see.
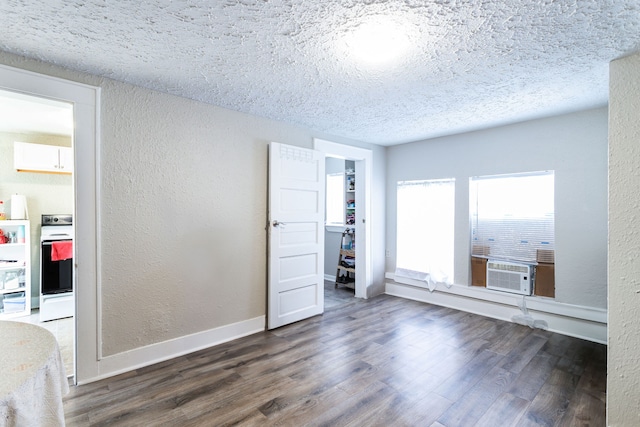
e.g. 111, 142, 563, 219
314, 138, 372, 300
0, 89, 75, 377
0, 63, 100, 385
323, 157, 356, 307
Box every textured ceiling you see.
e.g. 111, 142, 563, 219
0, 0, 638, 146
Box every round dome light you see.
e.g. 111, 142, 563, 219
340, 17, 413, 67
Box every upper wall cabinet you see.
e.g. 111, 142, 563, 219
14, 141, 73, 174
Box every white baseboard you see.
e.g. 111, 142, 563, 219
78, 316, 265, 385
324, 273, 336, 282
385, 273, 607, 344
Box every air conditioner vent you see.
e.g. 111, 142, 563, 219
487, 261, 529, 274
486, 260, 532, 295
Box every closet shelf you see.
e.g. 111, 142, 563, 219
335, 230, 355, 288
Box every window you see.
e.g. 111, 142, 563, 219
326, 172, 345, 226
470, 171, 554, 262
395, 179, 455, 291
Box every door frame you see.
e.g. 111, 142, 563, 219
313, 139, 372, 299
0, 64, 100, 385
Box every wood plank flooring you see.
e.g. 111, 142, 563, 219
63, 286, 606, 426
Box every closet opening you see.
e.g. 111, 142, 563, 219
314, 138, 372, 301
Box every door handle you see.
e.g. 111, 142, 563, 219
273, 220, 286, 228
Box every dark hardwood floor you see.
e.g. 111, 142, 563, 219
63, 284, 606, 426
325, 278, 356, 308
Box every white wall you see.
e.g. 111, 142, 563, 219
608, 51, 640, 427
0, 133, 73, 307
386, 108, 608, 310
0, 52, 386, 372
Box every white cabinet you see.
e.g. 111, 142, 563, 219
14, 141, 73, 174
0, 220, 31, 318
58, 145, 74, 172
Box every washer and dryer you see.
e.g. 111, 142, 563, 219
39, 214, 74, 322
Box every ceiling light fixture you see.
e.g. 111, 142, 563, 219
340, 16, 414, 67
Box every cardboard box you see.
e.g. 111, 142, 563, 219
472, 245, 490, 256
535, 263, 555, 298
536, 249, 555, 264
471, 256, 487, 287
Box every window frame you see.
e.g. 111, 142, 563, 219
469, 170, 555, 263
395, 178, 456, 290
325, 171, 346, 229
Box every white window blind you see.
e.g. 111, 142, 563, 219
326, 172, 345, 226
395, 179, 455, 291
470, 171, 554, 262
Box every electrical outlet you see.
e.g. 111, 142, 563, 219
385, 250, 390, 258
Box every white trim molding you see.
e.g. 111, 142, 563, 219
385, 272, 607, 344
77, 316, 265, 385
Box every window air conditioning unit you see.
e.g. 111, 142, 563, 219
486, 260, 532, 295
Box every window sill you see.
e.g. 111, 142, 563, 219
384, 271, 606, 324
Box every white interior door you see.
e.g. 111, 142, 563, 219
268, 142, 325, 329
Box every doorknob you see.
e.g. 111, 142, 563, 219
273, 220, 286, 228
